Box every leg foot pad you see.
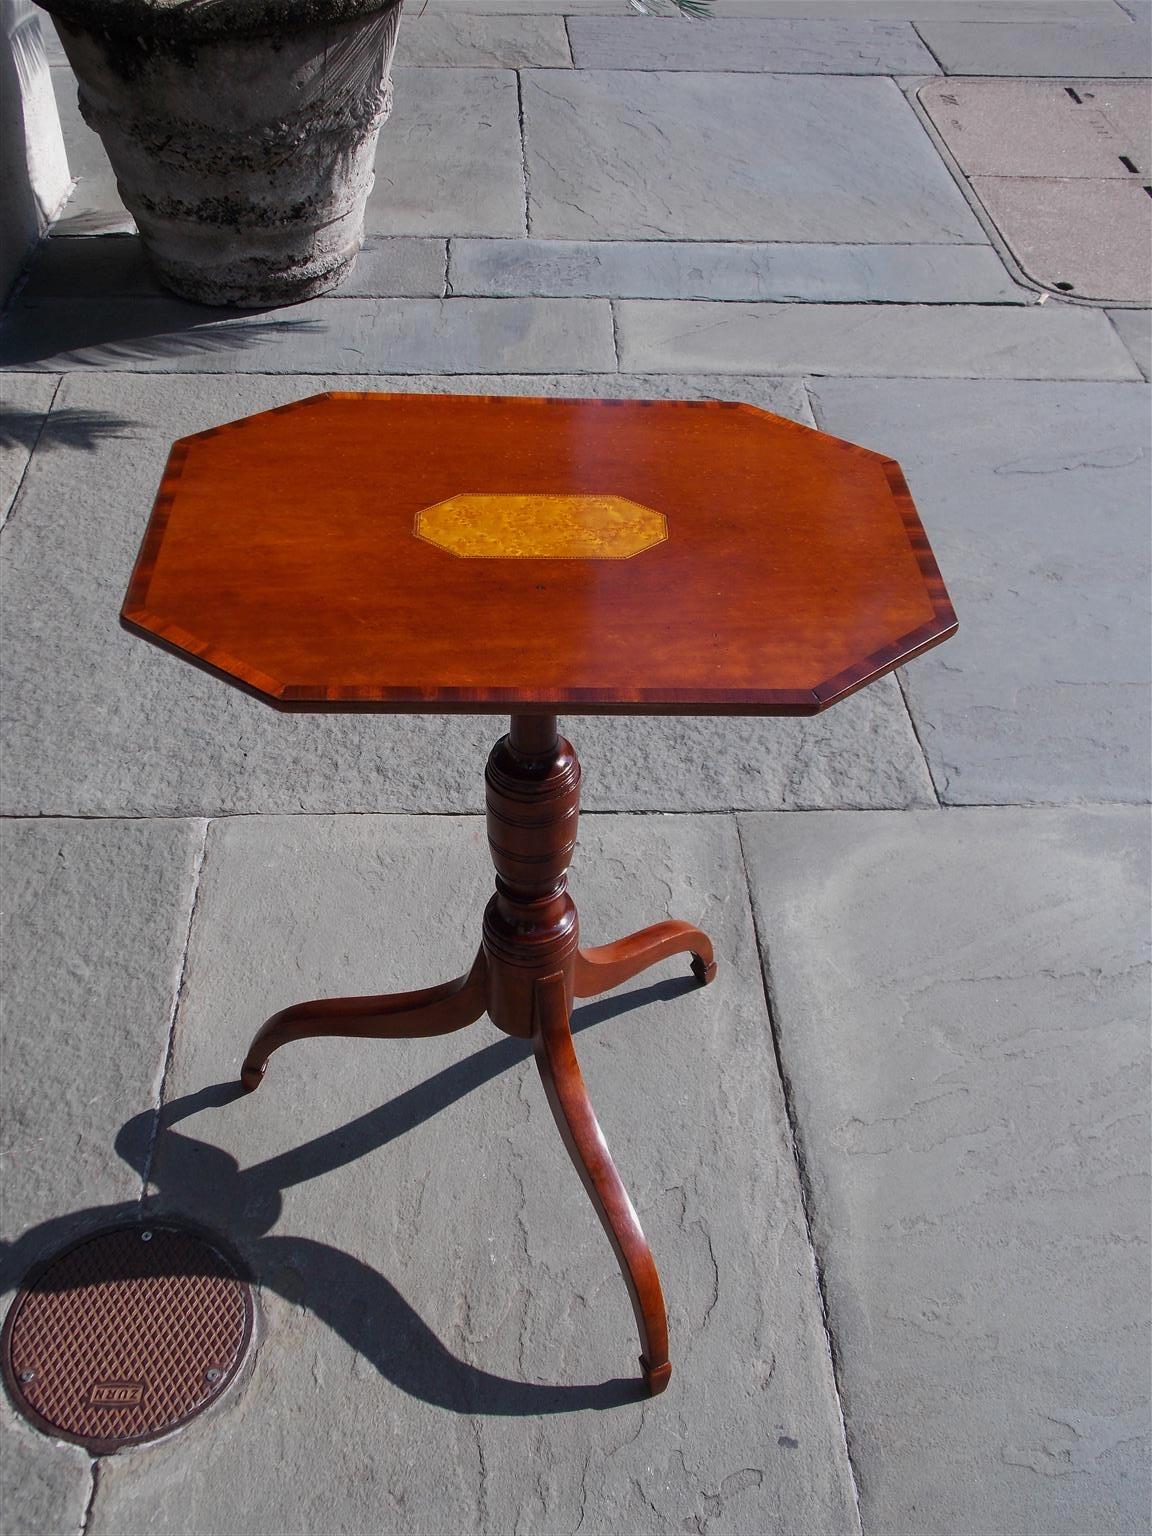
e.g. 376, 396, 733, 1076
690, 954, 718, 986
642, 1357, 672, 1396
239, 1062, 264, 1094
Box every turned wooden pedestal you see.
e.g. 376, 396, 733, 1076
239, 714, 716, 1396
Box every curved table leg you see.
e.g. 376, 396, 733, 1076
532, 971, 672, 1396
573, 919, 717, 1000
240, 948, 488, 1093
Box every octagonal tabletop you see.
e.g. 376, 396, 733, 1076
121, 392, 956, 715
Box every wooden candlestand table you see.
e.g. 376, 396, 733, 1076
122, 392, 956, 1397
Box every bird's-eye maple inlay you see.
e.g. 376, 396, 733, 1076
415, 493, 667, 560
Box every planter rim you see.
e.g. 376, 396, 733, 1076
36, 0, 402, 43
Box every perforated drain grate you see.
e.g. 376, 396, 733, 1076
2, 1223, 254, 1452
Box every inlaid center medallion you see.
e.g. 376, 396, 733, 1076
415, 493, 667, 560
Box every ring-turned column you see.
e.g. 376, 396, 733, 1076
482, 714, 582, 1038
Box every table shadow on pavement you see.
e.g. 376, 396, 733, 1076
1, 979, 698, 1421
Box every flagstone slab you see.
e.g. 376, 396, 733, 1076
916, 15, 1152, 74
0, 374, 57, 527
1109, 307, 1152, 376
0, 1430, 90, 1536
20, 234, 160, 298
341, 238, 449, 297
423, 0, 1126, 12
18, 234, 448, 301
0, 815, 205, 1536
0, 370, 937, 818
370, 68, 525, 237
0, 296, 615, 373
616, 299, 1139, 377
739, 805, 1151, 1536
420, 0, 1130, 12
0, 815, 204, 1536
449, 237, 1030, 302
522, 70, 986, 242
569, 16, 939, 72
88, 812, 859, 1536
808, 378, 1152, 803
396, 13, 572, 66
0, 816, 204, 1254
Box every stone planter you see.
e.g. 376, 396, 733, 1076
35, 0, 405, 305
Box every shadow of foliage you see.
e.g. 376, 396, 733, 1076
0, 306, 327, 368
0, 404, 139, 454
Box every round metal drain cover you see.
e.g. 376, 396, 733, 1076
2, 1223, 253, 1452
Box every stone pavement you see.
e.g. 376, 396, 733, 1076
1, 4, 1149, 1535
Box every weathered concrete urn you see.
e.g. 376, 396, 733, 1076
35, 0, 405, 305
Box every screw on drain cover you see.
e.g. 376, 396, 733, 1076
1, 1223, 254, 1453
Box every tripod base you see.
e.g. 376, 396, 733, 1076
239, 717, 716, 1397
